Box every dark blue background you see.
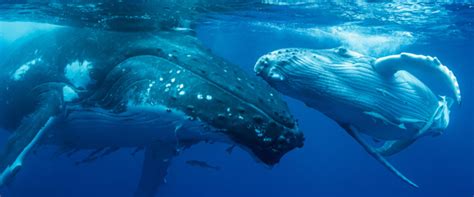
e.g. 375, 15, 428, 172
0, 3, 473, 197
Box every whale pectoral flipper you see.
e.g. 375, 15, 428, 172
376, 139, 416, 157
0, 90, 61, 186
373, 53, 461, 104
377, 95, 453, 157
134, 142, 177, 197
338, 123, 419, 188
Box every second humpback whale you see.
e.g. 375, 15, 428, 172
254, 47, 461, 188
0, 23, 303, 196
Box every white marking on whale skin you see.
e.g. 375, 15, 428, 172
12, 65, 30, 81
65, 60, 93, 89
197, 93, 204, 100
141, 81, 156, 102
62, 85, 79, 102
11, 58, 41, 81
0, 117, 55, 185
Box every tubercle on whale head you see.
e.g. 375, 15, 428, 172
254, 49, 291, 81
179, 88, 304, 165
224, 116, 304, 165
254, 49, 296, 93
254, 48, 325, 97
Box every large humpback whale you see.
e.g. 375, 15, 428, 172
0, 24, 303, 196
254, 47, 461, 188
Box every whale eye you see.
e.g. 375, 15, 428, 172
337, 47, 348, 56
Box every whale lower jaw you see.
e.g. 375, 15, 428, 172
46, 105, 230, 149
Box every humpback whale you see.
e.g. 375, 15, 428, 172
254, 47, 461, 188
0, 24, 303, 196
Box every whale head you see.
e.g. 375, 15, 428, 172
254, 47, 369, 100
94, 37, 305, 165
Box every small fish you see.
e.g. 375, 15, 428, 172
185, 160, 221, 171
225, 144, 236, 155
75, 148, 105, 165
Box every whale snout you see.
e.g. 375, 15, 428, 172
254, 49, 295, 82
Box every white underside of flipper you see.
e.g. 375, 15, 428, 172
0, 117, 56, 185
376, 95, 452, 156
374, 52, 461, 104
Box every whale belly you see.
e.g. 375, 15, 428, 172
303, 66, 440, 140
47, 105, 226, 149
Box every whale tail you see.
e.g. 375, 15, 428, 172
338, 122, 419, 188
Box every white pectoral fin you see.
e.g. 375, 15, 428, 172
378, 95, 452, 157
338, 123, 419, 188
374, 53, 461, 104
375, 139, 416, 157
0, 91, 61, 186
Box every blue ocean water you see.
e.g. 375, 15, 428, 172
0, 1, 473, 197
